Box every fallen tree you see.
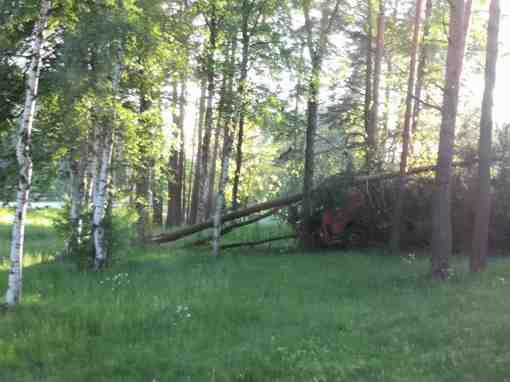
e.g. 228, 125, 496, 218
151, 159, 482, 245
220, 235, 296, 250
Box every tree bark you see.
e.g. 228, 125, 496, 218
66, 141, 87, 255
364, 0, 374, 142
92, 58, 123, 270
232, 5, 252, 210
188, 78, 207, 224
197, 13, 218, 223
5, 0, 51, 306
167, 79, 186, 227
431, 0, 471, 279
390, 0, 424, 254
211, 38, 238, 257
366, 1, 385, 169
411, 0, 433, 134
471, 0, 500, 272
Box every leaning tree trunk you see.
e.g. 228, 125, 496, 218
390, 0, 424, 254
431, 0, 471, 279
471, 0, 500, 273
5, 0, 51, 307
92, 59, 122, 271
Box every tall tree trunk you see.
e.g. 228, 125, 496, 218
5, 0, 50, 306
431, 0, 471, 279
232, 9, 251, 210
197, 16, 218, 223
366, 1, 385, 169
206, 71, 228, 218
364, 0, 374, 141
471, 0, 500, 272
302, 62, 321, 241
188, 78, 207, 224
390, 0, 424, 254
92, 59, 123, 271
66, 141, 87, 256
211, 39, 238, 257
411, 0, 433, 134
166, 79, 186, 227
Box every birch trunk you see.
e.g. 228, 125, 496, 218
471, 0, 500, 272
92, 60, 122, 270
5, 0, 51, 307
390, 0, 424, 254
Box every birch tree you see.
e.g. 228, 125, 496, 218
92, 56, 123, 270
5, 0, 51, 307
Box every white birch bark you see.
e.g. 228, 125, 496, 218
66, 142, 87, 255
92, 59, 122, 270
5, 0, 51, 306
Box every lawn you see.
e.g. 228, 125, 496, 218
1, 208, 510, 381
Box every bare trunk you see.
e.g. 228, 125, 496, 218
167, 80, 186, 227
364, 0, 374, 140
390, 0, 424, 254
188, 78, 206, 224
92, 59, 122, 270
211, 38, 237, 257
471, 0, 500, 272
5, 0, 50, 306
67, 143, 87, 255
431, 0, 471, 279
197, 18, 218, 223
411, 0, 433, 134
366, 1, 385, 169
232, 11, 251, 210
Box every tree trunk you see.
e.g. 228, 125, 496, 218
197, 17, 218, 223
211, 37, 238, 257
5, 0, 51, 306
411, 0, 433, 134
232, 10, 251, 210
302, 63, 320, 244
188, 78, 206, 224
471, 0, 500, 272
166, 79, 186, 227
92, 59, 122, 271
390, 0, 424, 254
67, 142, 87, 255
431, 0, 471, 279
366, 1, 385, 169
364, 0, 374, 141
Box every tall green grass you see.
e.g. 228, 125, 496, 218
2, 208, 510, 381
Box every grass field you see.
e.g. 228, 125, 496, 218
2, 208, 510, 381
